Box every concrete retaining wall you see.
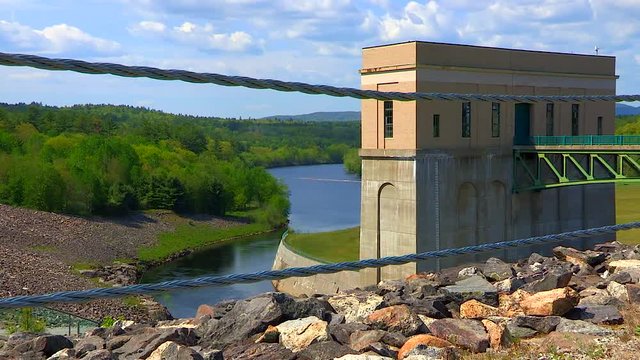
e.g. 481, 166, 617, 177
271, 238, 359, 296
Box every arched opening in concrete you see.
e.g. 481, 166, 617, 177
377, 182, 398, 282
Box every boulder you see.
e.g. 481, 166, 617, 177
483, 258, 514, 282
276, 316, 329, 353
493, 277, 525, 294
297, 341, 356, 360
74, 336, 105, 358
427, 318, 489, 353
47, 348, 76, 359
223, 342, 296, 360
606, 271, 633, 285
377, 280, 406, 295
254, 325, 279, 343
458, 266, 483, 279
409, 297, 452, 319
497, 289, 530, 317
349, 330, 386, 352
441, 276, 498, 306
627, 284, 640, 303
328, 292, 384, 323
32, 335, 74, 357
403, 345, 456, 359
147, 341, 203, 360
112, 327, 197, 359
81, 349, 113, 360
520, 287, 579, 316
405, 279, 438, 299
565, 305, 624, 325
365, 305, 422, 336
397, 334, 453, 360
201, 349, 224, 360
555, 318, 617, 336
459, 300, 502, 319
505, 322, 537, 339
608, 259, 640, 282
521, 267, 572, 293
106, 335, 131, 351
578, 287, 621, 307
481, 319, 506, 349
334, 355, 394, 360
329, 322, 370, 345
607, 281, 630, 303
553, 246, 606, 267
510, 316, 561, 334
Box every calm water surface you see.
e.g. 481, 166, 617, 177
141, 164, 361, 318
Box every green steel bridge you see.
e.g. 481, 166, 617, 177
513, 135, 640, 192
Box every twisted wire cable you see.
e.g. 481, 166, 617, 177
0, 221, 637, 308
0, 52, 638, 103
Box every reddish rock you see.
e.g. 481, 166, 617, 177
481, 319, 506, 349
196, 304, 215, 319
460, 300, 502, 319
365, 304, 422, 336
349, 330, 386, 352
498, 289, 530, 317
427, 318, 490, 353
520, 287, 579, 316
397, 334, 453, 360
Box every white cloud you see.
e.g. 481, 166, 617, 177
132, 20, 259, 52
131, 20, 166, 33
377, 1, 450, 41
0, 20, 121, 55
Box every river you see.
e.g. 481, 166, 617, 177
140, 164, 361, 318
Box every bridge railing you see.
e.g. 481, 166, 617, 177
530, 135, 640, 146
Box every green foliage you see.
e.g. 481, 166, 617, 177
635, 325, 640, 336
616, 115, 640, 134
4, 308, 46, 334
0, 103, 359, 223
100, 315, 125, 328
343, 148, 362, 176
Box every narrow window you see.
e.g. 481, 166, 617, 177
462, 102, 471, 138
433, 114, 440, 138
597, 116, 603, 135
571, 104, 580, 136
546, 103, 554, 136
383, 101, 393, 138
491, 102, 500, 137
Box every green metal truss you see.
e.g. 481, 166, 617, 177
513, 149, 640, 192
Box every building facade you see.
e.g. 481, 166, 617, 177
359, 41, 617, 284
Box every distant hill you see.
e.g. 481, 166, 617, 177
616, 104, 640, 116
261, 111, 360, 122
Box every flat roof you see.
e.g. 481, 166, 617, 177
362, 40, 615, 59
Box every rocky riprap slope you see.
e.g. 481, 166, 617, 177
2, 241, 640, 359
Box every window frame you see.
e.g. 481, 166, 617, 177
491, 102, 500, 138
571, 104, 580, 136
433, 114, 440, 138
383, 101, 393, 138
546, 103, 554, 136
597, 116, 603, 135
461, 102, 471, 138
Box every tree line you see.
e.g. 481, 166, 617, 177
0, 103, 361, 225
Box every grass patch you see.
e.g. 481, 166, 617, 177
71, 262, 98, 271
285, 227, 359, 263
138, 221, 272, 262
616, 182, 640, 245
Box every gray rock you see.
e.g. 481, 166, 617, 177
606, 271, 633, 284
458, 266, 483, 279
349, 330, 386, 351
528, 253, 548, 265
32, 335, 74, 357
405, 279, 438, 299
565, 305, 624, 325
376, 280, 406, 295
381, 332, 406, 348
113, 327, 197, 359
522, 267, 572, 293
427, 318, 489, 353
483, 258, 514, 282
441, 275, 498, 307
555, 318, 617, 336
553, 246, 606, 266
201, 349, 224, 360
405, 345, 455, 359
81, 349, 113, 360
329, 322, 370, 345
297, 341, 356, 360
627, 284, 640, 303
47, 348, 75, 359
105, 335, 131, 351
368, 342, 397, 359
223, 342, 296, 360
511, 316, 561, 334
75, 336, 105, 358
505, 322, 538, 339
493, 277, 525, 293
147, 341, 204, 360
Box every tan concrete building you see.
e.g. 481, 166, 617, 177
359, 41, 617, 284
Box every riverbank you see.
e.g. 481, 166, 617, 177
0, 204, 278, 323
2, 241, 640, 359
285, 227, 359, 263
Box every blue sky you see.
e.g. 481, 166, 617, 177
0, 0, 639, 118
